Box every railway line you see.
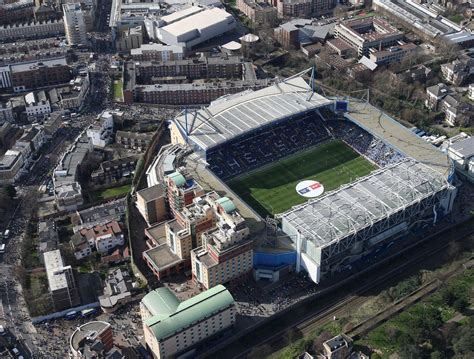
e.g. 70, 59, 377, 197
216, 220, 474, 359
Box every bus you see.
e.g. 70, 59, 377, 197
80, 308, 98, 317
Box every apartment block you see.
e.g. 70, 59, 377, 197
136, 184, 167, 226
25, 90, 51, 119
91, 155, 139, 186
130, 44, 185, 62
0, 19, 64, 42
441, 58, 474, 86
191, 195, 253, 290
115, 130, 153, 151
86, 110, 114, 148
369, 43, 418, 66
276, 0, 312, 18
63, 3, 87, 45
236, 0, 277, 25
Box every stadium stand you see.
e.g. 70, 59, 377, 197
326, 120, 405, 167
206, 112, 330, 179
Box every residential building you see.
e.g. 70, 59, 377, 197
334, 18, 404, 57
69, 321, 119, 358
0, 0, 35, 26
141, 285, 235, 359
136, 184, 167, 226
44, 249, 80, 311
86, 110, 114, 148
131, 44, 185, 61
116, 26, 143, 52
447, 136, 474, 183
91, 155, 139, 185
322, 334, 353, 359
72, 198, 126, 229
311, 0, 336, 15
71, 220, 124, 260
165, 171, 205, 217
134, 55, 244, 82
17, 126, 45, 153
63, 3, 87, 45
98, 268, 136, 313
368, 43, 418, 66
236, 0, 277, 25
0, 147, 27, 185
58, 70, 90, 110
441, 58, 474, 86
115, 130, 153, 151
155, 7, 236, 49
393, 64, 432, 84
24, 90, 51, 119
441, 95, 473, 127
276, 0, 312, 18
0, 19, 64, 41
7, 56, 71, 92
0, 102, 14, 123
191, 195, 253, 290
135, 80, 268, 105
425, 83, 451, 111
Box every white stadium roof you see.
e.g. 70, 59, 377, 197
172, 76, 333, 151
278, 159, 450, 249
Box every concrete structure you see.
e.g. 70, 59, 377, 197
237, 0, 277, 25
71, 220, 124, 260
0, 19, 64, 41
63, 3, 87, 46
130, 43, 185, 61
334, 18, 404, 57
191, 194, 253, 290
44, 249, 80, 311
69, 321, 117, 358
116, 25, 143, 52
25, 90, 51, 119
448, 136, 474, 183
141, 285, 235, 359
156, 7, 236, 49
98, 268, 136, 313
86, 110, 114, 148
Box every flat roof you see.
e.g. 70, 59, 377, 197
161, 6, 203, 25
10, 56, 67, 73
173, 76, 333, 151
44, 249, 70, 292
160, 8, 233, 38
279, 159, 450, 250
70, 321, 111, 351
346, 100, 450, 176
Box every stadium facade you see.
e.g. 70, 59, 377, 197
169, 75, 458, 284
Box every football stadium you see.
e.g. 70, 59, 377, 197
169, 73, 458, 284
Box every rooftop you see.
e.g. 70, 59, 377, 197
279, 159, 450, 250
43, 249, 71, 292
449, 136, 474, 158
10, 56, 67, 73
143, 285, 234, 341
69, 321, 111, 351
172, 76, 333, 151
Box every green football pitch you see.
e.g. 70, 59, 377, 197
228, 140, 377, 217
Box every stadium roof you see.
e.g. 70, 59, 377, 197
346, 100, 450, 176
173, 76, 333, 151
279, 159, 450, 250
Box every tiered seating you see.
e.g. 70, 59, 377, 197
326, 120, 404, 167
207, 113, 330, 180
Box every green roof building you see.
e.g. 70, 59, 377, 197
141, 284, 236, 358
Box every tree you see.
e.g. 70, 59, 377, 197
430, 351, 444, 359
311, 331, 332, 353
397, 344, 424, 359
5, 184, 16, 199
248, 344, 272, 359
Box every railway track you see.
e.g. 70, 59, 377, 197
230, 223, 474, 359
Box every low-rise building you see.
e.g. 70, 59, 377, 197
276, 0, 312, 18
72, 198, 126, 229
441, 95, 473, 127
0, 102, 14, 123
441, 58, 474, 86
98, 268, 136, 313
69, 321, 119, 358
130, 44, 185, 62
115, 130, 153, 151
322, 334, 353, 359
0, 19, 64, 42
141, 285, 235, 359
58, 70, 90, 111
71, 220, 124, 260
0, 147, 27, 185
44, 249, 80, 311
24, 90, 51, 120
191, 195, 252, 290
425, 83, 451, 111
